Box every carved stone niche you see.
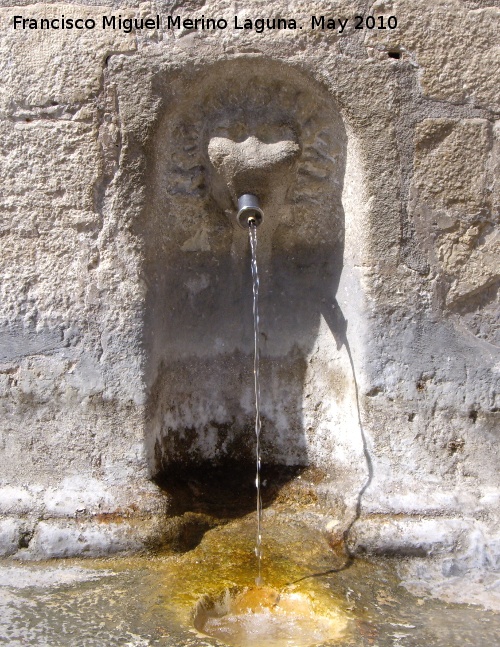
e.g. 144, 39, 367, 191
142, 59, 364, 503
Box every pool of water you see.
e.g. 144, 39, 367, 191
193, 585, 347, 647
1, 512, 499, 646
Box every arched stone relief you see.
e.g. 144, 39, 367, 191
155, 67, 345, 244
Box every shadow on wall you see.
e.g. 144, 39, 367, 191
137, 59, 368, 518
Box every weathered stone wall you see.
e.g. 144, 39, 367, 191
0, 0, 498, 579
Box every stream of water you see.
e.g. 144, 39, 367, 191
249, 221, 263, 585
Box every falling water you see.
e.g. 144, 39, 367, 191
248, 220, 263, 585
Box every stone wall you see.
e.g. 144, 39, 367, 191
0, 0, 498, 576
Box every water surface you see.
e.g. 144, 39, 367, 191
1, 513, 499, 647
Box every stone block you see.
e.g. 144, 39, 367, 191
0, 487, 34, 516
410, 118, 499, 335
22, 520, 144, 559
350, 517, 472, 557
365, 0, 500, 110
412, 118, 491, 212
43, 477, 116, 517
0, 519, 24, 557
0, 120, 100, 215
0, 5, 136, 112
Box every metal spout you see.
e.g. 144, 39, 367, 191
236, 194, 263, 229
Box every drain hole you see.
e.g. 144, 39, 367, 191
469, 410, 478, 423
18, 530, 34, 549
388, 51, 401, 59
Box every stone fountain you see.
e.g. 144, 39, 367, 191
0, 9, 498, 616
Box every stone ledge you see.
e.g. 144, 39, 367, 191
8, 518, 165, 560
348, 516, 476, 557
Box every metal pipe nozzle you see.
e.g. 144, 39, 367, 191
236, 194, 263, 229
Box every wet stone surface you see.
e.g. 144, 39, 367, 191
1, 514, 500, 647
